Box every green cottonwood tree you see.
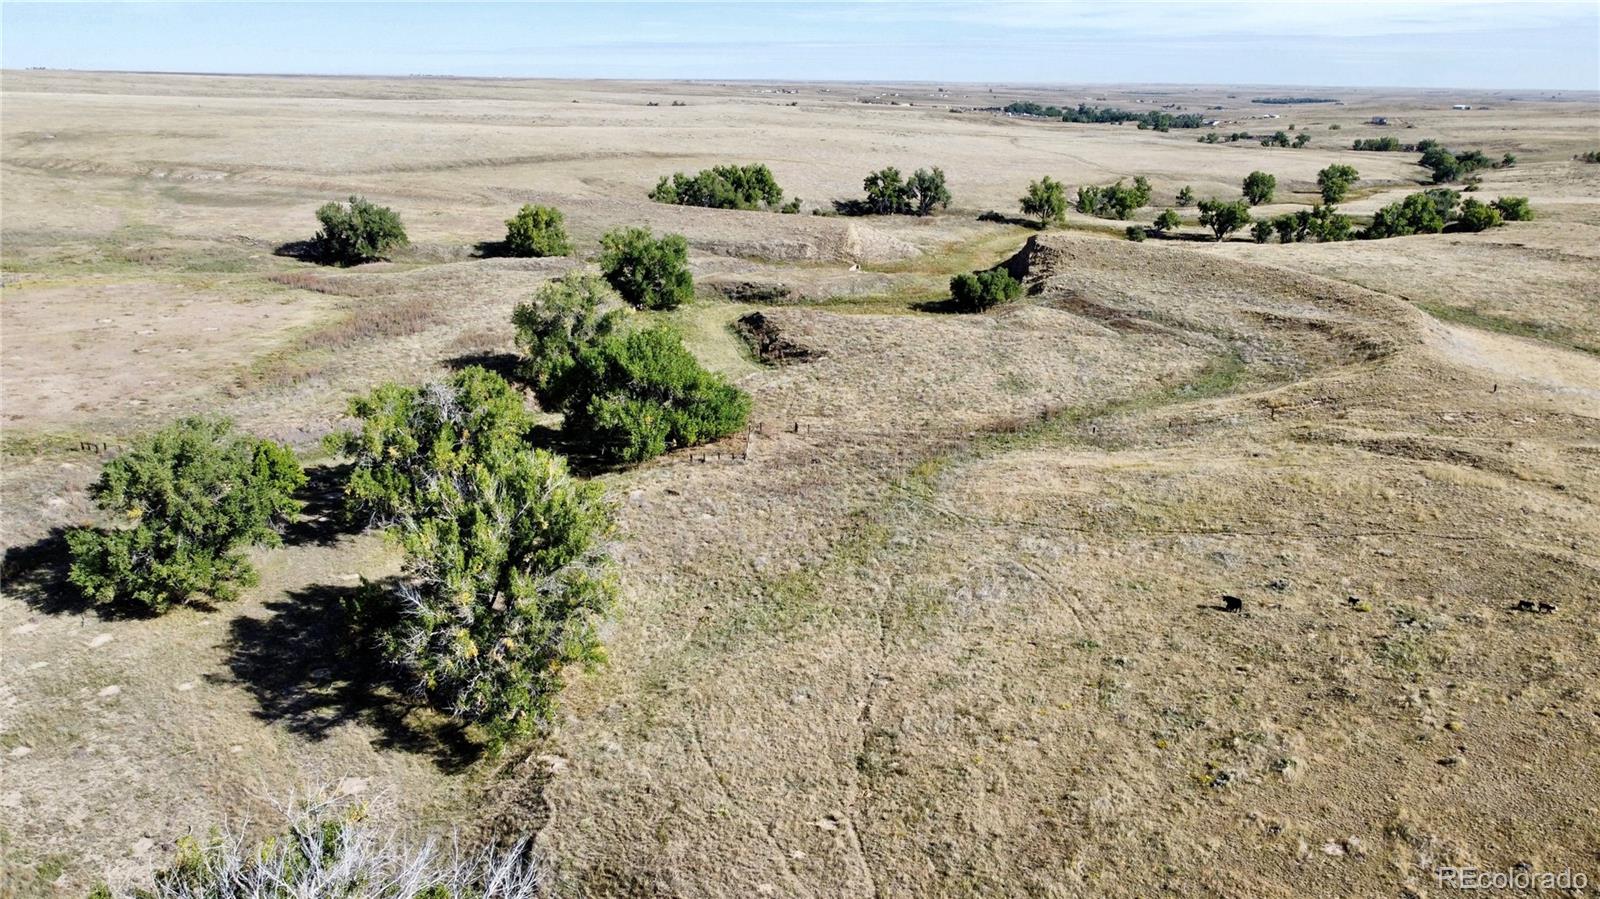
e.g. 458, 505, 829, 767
1316, 164, 1360, 203
1020, 176, 1067, 228
1242, 171, 1277, 205
1197, 198, 1253, 241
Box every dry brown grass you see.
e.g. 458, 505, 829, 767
2, 71, 1598, 898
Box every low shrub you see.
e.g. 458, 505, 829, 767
1491, 196, 1533, 221
1124, 225, 1146, 242
1420, 145, 1493, 183
390, 447, 618, 744
949, 269, 1023, 312
1455, 197, 1503, 232
329, 368, 619, 743
599, 227, 693, 310
312, 196, 407, 265
504, 204, 572, 257
86, 798, 544, 899
67, 417, 304, 614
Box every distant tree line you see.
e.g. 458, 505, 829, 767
1003, 101, 1206, 131
1351, 137, 1416, 152
1251, 97, 1339, 104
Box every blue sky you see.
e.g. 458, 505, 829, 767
4, 1, 1597, 90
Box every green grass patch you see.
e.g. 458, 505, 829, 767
861, 225, 1034, 277
1416, 302, 1599, 356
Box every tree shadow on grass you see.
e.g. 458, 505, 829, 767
470, 240, 513, 259
212, 578, 480, 772
272, 240, 326, 263
443, 352, 524, 384
282, 463, 365, 548
909, 297, 967, 314
977, 211, 1044, 229
1, 527, 93, 616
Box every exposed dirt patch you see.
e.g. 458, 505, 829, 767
732, 311, 825, 366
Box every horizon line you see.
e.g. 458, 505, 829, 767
6, 67, 1597, 96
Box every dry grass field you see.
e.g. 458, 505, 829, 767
3, 71, 1598, 897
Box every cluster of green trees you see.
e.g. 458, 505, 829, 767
855, 166, 951, 216
1256, 205, 1354, 243
1364, 190, 1530, 238
1260, 130, 1311, 148
503, 214, 699, 304
69, 237, 750, 743
1199, 131, 1260, 144
1581, 150, 1600, 163
1002, 101, 1064, 118
515, 273, 749, 463
1003, 101, 1206, 130
1075, 176, 1152, 219
648, 163, 798, 212
1420, 145, 1494, 183
1131, 111, 1208, 132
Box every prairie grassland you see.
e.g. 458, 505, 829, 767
2, 72, 1598, 898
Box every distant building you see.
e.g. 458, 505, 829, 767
1369, 116, 1389, 125
1452, 104, 1473, 110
